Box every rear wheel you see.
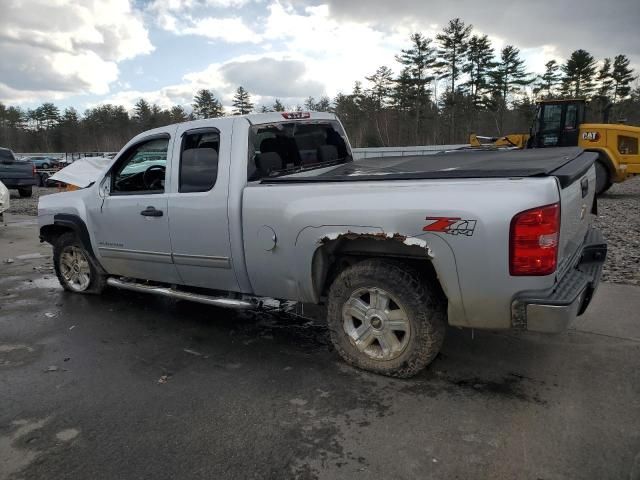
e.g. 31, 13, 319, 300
595, 161, 612, 195
18, 187, 32, 198
53, 232, 106, 294
327, 259, 446, 378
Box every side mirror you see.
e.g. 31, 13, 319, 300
99, 176, 110, 197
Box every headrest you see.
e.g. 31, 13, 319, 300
317, 144, 338, 163
255, 152, 283, 174
260, 138, 279, 153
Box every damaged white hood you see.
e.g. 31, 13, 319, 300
49, 157, 113, 188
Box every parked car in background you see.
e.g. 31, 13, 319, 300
0, 147, 37, 197
0, 180, 9, 224
20, 155, 60, 169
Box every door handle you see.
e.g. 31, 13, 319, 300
140, 206, 163, 217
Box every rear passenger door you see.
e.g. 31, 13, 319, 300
167, 125, 240, 292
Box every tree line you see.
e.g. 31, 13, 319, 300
0, 17, 638, 152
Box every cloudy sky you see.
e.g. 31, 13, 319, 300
1, 0, 639, 112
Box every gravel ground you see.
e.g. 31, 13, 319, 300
6, 186, 56, 216
6, 177, 640, 285
594, 175, 640, 286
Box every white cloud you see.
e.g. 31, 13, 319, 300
106, 2, 443, 111
183, 17, 262, 43
148, 0, 257, 41
101, 53, 323, 112
0, 0, 153, 103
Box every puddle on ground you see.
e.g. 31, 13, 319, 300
0, 343, 41, 367
3, 276, 61, 292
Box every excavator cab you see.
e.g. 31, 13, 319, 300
528, 99, 586, 148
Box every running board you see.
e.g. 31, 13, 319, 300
106, 277, 256, 309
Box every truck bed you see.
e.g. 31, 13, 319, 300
262, 147, 597, 188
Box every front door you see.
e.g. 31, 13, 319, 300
90, 132, 181, 284
167, 124, 240, 292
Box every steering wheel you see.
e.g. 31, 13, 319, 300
142, 165, 165, 190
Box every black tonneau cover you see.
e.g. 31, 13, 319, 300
262, 147, 597, 188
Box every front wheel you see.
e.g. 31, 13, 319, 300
327, 259, 446, 378
53, 232, 106, 294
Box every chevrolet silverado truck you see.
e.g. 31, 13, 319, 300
38, 112, 607, 378
0, 147, 37, 197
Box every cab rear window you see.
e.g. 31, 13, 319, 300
248, 120, 350, 181
0, 149, 15, 162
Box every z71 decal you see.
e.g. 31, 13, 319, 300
423, 217, 477, 236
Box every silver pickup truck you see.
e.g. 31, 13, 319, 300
38, 112, 606, 377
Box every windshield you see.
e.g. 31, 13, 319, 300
247, 120, 351, 181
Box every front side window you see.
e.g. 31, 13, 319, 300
112, 137, 168, 194
248, 120, 350, 180
179, 130, 220, 193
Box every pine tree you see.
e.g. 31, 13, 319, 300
489, 46, 532, 101
193, 89, 223, 119
595, 58, 614, 99
611, 54, 636, 102
40, 103, 60, 130
488, 46, 531, 133
232, 86, 254, 115
535, 60, 562, 98
562, 49, 597, 98
365, 66, 394, 110
392, 68, 415, 113
463, 34, 494, 107
169, 105, 189, 123
436, 18, 473, 94
304, 96, 317, 110
272, 99, 285, 112
133, 99, 152, 129
315, 96, 331, 112
396, 33, 436, 141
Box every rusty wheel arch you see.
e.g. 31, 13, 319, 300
313, 232, 441, 300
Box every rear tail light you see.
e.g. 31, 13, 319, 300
32, 163, 36, 176
509, 203, 560, 276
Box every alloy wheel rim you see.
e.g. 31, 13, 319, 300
342, 287, 411, 361
59, 246, 91, 292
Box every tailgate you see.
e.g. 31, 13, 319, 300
0, 162, 33, 179
553, 151, 598, 275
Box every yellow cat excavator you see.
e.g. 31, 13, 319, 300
469, 98, 640, 194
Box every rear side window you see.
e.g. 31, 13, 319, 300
180, 130, 220, 193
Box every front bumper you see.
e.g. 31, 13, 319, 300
512, 227, 607, 333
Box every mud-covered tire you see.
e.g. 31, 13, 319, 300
595, 161, 612, 195
18, 187, 32, 198
327, 259, 446, 378
53, 232, 106, 294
